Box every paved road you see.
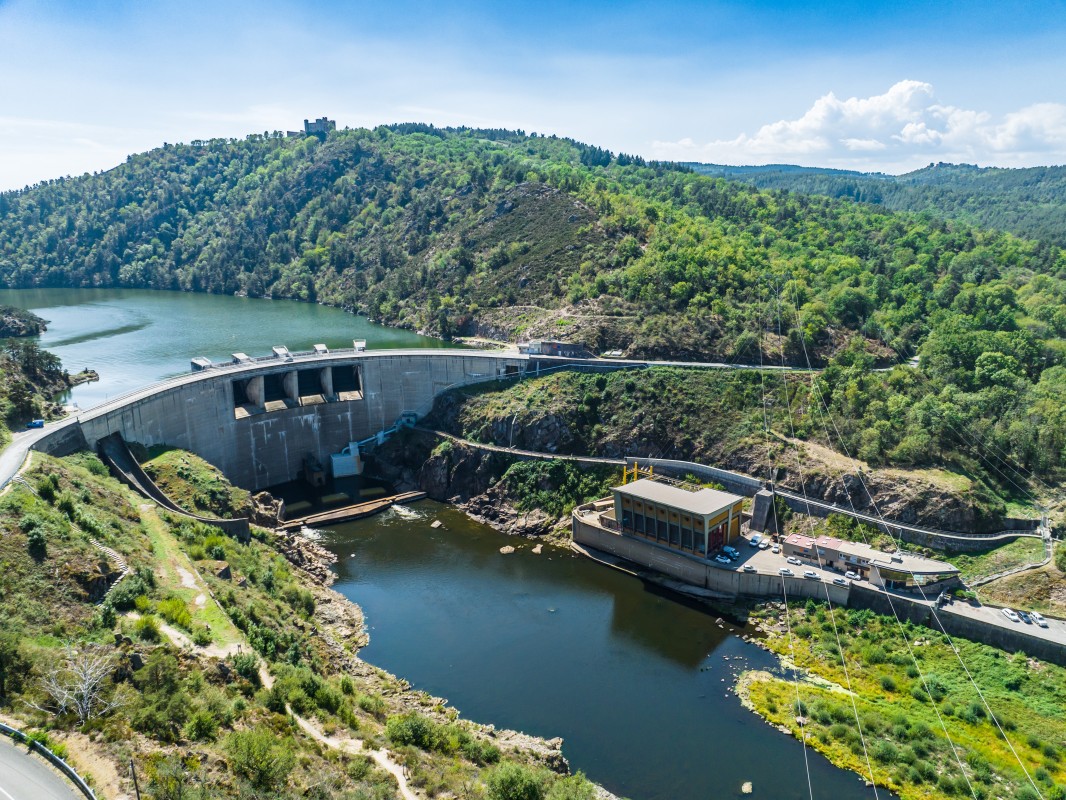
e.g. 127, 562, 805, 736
0, 737, 81, 800
941, 599, 1066, 648
0, 427, 52, 493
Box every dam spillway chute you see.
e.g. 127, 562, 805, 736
329, 413, 418, 478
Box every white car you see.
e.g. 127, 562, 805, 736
786, 556, 802, 565
771, 545, 781, 554
714, 554, 731, 565
803, 570, 819, 580
1031, 611, 1049, 628
743, 564, 757, 573
845, 571, 859, 580
750, 534, 762, 547
759, 541, 770, 550
832, 577, 848, 586
1001, 608, 1021, 623
779, 567, 794, 576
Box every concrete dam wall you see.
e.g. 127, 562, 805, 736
37, 350, 526, 491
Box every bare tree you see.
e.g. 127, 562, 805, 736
33, 644, 121, 725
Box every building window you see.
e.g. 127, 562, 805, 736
669, 523, 680, 546
681, 528, 693, 549
694, 530, 705, 553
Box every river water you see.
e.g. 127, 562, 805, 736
1, 288, 875, 799
325, 502, 875, 800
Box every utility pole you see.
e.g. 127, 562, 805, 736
130, 758, 142, 800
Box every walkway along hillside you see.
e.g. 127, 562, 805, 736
414, 428, 1042, 549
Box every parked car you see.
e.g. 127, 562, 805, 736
803, 570, 819, 580
832, 577, 848, 586
749, 534, 762, 547
778, 567, 794, 576
1031, 611, 1049, 628
743, 564, 757, 573
759, 541, 770, 550
714, 554, 731, 565
786, 556, 802, 565
25, 419, 44, 429
845, 571, 859, 580
723, 545, 740, 560
1001, 608, 1021, 623
1018, 611, 1033, 624
771, 544, 781, 554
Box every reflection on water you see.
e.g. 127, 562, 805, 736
326, 501, 880, 800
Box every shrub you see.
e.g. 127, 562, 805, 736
880, 676, 896, 692
134, 615, 161, 642
26, 527, 46, 556
485, 762, 545, 800
385, 712, 441, 751
225, 728, 294, 791
229, 653, 261, 687
545, 773, 595, 800
184, 710, 219, 741
873, 740, 899, 764
358, 693, 386, 720
192, 627, 212, 647
157, 597, 192, 630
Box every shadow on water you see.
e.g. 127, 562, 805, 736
47, 320, 152, 347
325, 500, 893, 800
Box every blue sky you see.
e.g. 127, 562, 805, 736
1, 0, 1065, 189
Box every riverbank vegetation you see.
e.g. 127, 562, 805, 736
741, 602, 1066, 800
0, 448, 579, 798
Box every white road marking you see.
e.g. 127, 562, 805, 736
0, 782, 16, 800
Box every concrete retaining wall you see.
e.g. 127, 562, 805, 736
572, 517, 850, 605
848, 584, 1066, 667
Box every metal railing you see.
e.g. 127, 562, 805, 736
0, 721, 98, 800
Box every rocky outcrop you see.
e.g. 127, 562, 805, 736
248, 491, 285, 527
0, 306, 46, 337
273, 529, 338, 585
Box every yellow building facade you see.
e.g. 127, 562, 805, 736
612, 477, 744, 560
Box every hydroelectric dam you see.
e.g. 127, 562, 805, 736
28, 348, 529, 491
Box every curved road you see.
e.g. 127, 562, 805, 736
0, 737, 81, 800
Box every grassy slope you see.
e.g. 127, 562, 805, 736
142, 445, 252, 519
0, 450, 587, 799
742, 603, 1066, 800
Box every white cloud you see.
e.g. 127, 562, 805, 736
652, 81, 1066, 171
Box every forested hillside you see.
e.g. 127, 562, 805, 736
689, 162, 1066, 247
2, 125, 1063, 368
3, 126, 1065, 494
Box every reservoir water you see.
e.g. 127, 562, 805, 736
2, 288, 876, 799
0, 288, 451, 407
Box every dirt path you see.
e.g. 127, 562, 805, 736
288, 710, 419, 800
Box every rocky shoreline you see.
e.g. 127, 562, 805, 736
271, 511, 586, 781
